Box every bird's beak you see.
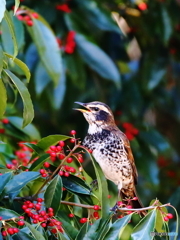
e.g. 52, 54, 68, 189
73, 102, 90, 113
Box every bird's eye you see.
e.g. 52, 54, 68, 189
94, 107, 99, 111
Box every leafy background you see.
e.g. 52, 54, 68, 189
0, 0, 180, 239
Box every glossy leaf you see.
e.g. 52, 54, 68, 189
37, 135, 70, 150
25, 222, 46, 240
27, 17, 62, 86
75, 222, 89, 240
0, 207, 19, 219
3, 70, 34, 128
75, 34, 120, 87
57, 213, 78, 240
131, 209, 156, 240
0, 46, 3, 75
61, 175, 91, 195
8, 116, 40, 140
161, 6, 172, 44
0, 78, 7, 119
139, 130, 171, 153
0, 0, 5, 23
29, 154, 50, 171
14, 231, 35, 240
3, 11, 18, 59
0, 172, 12, 195
4, 53, 31, 83
52, 63, 66, 109
4, 171, 40, 194
44, 174, 62, 214
34, 61, 50, 95
89, 155, 110, 219
103, 214, 132, 240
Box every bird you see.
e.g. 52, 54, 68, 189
74, 101, 145, 214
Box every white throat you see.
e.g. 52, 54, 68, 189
88, 123, 102, 135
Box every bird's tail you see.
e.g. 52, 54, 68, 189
120, 190, 146, 216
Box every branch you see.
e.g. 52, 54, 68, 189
3, 196, 171, 211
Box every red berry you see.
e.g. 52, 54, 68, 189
66, 157, 73, 163
41, 223, 46, 228
32, 12, 39, 18
56, 146, 62, 152
13, 228, 19, 233
88, 149, 93, 153
58, 153, 65, 160
7, 228, 14, 235
39, 169, 45, 174
17, 220, 25, 226
93, 205, 100, 210
68, 213, 74, 218
163, 216, 169, 222
37, 198, 43, 202
138, 2, 148, 11
59, 141, 65, 147
64, 172, 70, 177
117, 201, 123, 206
69, 167, 76, 173
26, 19, 34, 26
0, 216, 2, 220
43, 162, 50, 168
127, 205, 132, 209
28, 203, 34, 208
70, 130, 76, 135
42, 173, 48, 177
19, 216, 24, 219
50, 146, 56, 151
59, 171, 64, 176
93, 212, 99, 219
167, 213, 173, 219
50, 152, 56, 158
2, 231, 7, 236
2, 118, 9, 124
40, 211, 46, 216
70, 138, 76, 143
48, 207, 54, 212
48, 212, 54, 217
33, 220, 38, 224
17, 15, 24, 21
6, 164, 12, 169
133, 197, 138, 200
79, 218, 87, 223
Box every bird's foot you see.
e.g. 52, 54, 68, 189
110, 203, 119, 212
90, 179, 98, 192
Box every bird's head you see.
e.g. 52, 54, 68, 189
74, 101, 116, 134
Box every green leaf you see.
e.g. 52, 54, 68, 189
3, 10, 18, 59
37, 135, 70, 150
25, 222, 46, 240
89, 155, 110, 219
3, 69, 34, 128
75, 34, 120, 87
15, 231, 35, 240
161, 6, 172, 44
0, 78, 7, 119
44, 175, 62, 214
0, 172, 12, 195
62, 175, 91, 195
8, 116, 40, 140
4, 53, 31, 83
75, 222, 89, 240
0, 207, 19, 219
27, 17, 62, 86
29, 154, 49, 171
147, 68, 166, 90
103, 214, 132, 240
139, 130, 171, 153
0, 0, 5, 23
0, 46, 3, 75
4, 171, 40, 194
131, 209, 156, 240
14, 0, 20, 14
58, 213, 79, 240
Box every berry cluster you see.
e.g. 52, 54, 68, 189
57, 31, 76, 54
55, 3, 71, 13
22, 198, 63, 233
6, 141, 37, 170
122, 122, 139, 141
0, 216, 25, 237
0, 118, 9, 134
163, 213, 174, 222
16, 10, 39, 26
